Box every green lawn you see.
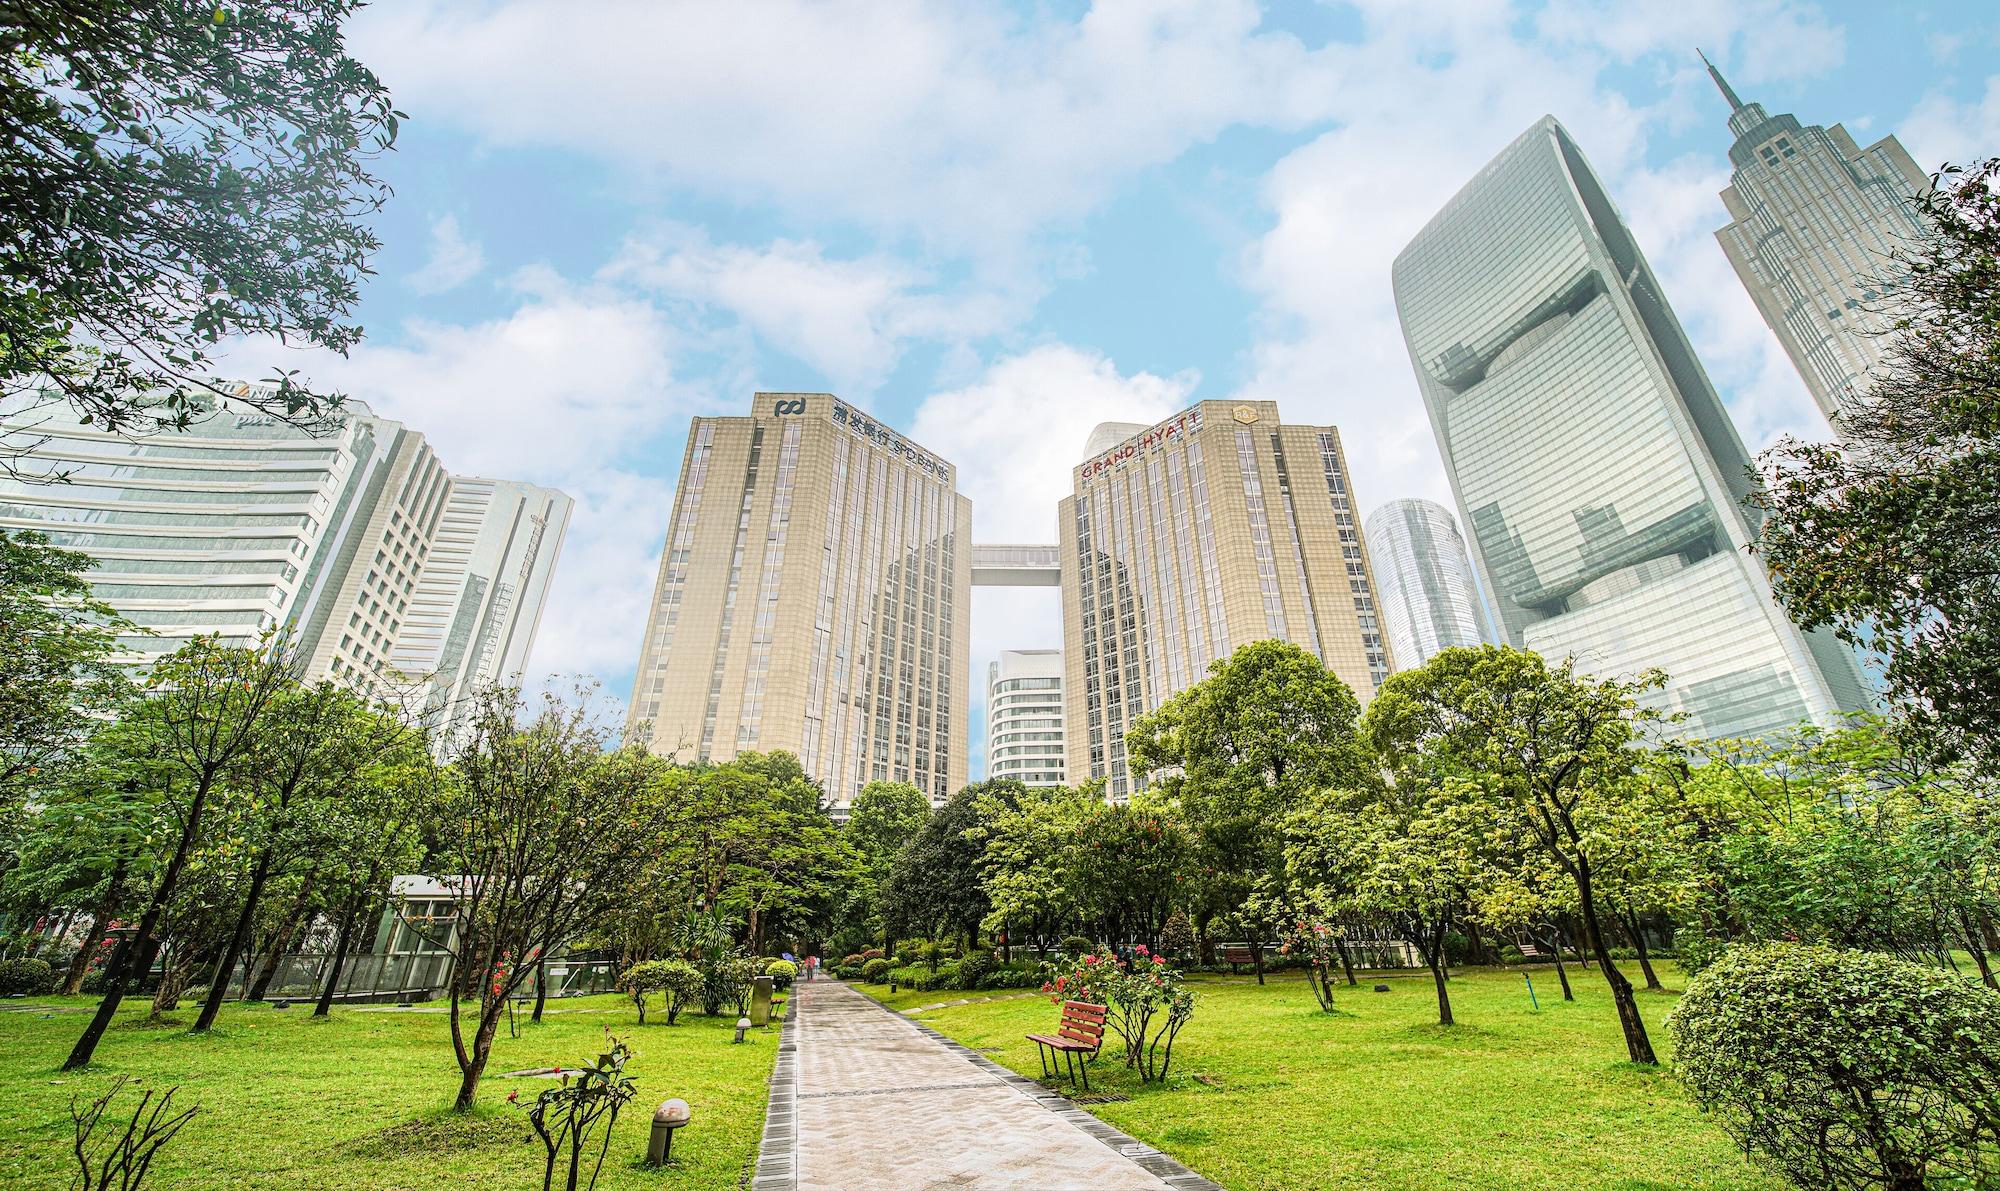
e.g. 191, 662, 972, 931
0, 993, 778, 1190
858, 964, 1782, 1191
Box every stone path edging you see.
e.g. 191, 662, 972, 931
749, 987, 800, 1191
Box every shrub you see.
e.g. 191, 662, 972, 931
0, 957, 57, 997
1040, 948, 1193, 1082
978, 963, 1043, 990
619, 959, 704, 1025
861, 958, 892, 983
1158, 913, 1195, 961
765, 959, 799, 991
1060, 935, 1095, 958
860, 948, 885, 962
1668, 943, 2000, 1191
1673, 926, 1731, 976
957, 951, 996, 990
842, 953, 864, 967
886, 963, 961, 992
724, 956, 763, 1015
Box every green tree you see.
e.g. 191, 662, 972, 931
1752, 157, 2000, 773
0, 530, 130, 813
1365, 645, 1665, 1064
1129, 640, 1372, 972
0, 2, 399, 440
64, 636, 294, 1070
884, 782, 1011, 948
970, 782, 1091, 956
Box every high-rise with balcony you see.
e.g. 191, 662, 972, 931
627, 393, 972, 807
0, 384, 571, 700
1392, 116, 1872, 740
1704, 51, 1929, 425
1058, 401, 1390, 797
1364, 497, 1493, 669
985, 649, 1066, 787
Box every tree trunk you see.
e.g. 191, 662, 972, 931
1429, 957, 1454, 1025
1621, 906, 1662, 991
193, 854, 275, 1031
151, 952, 193, 1021
453, 1004, 501, 1111
1577, 874, 1655, 1065
1960, 906, 1998, 990
65, 773, 217, 1070
247, 881, 315, 1002
63, 859, 128, 997
532, 951, 549, 1024
1545, 927, 1575, 1001
1334, 934, 1357, 986
1250, 940, 1265, 986
313, 895, 363, 1017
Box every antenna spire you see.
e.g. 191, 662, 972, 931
1698, 48, 1746, 112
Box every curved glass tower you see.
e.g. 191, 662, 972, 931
1364, 497, 1492, 670
1391, 117, 1870, 739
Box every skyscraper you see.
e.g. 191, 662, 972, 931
1364, 497, 1492, 669
985, 649, 1066, 787
1059, 401, 1389, 797
1391, 116, 1871, 740
0, 383, 571, 698
1704, 51, 1930, 425
389, 477, 572, 730
627, 393, 972, 807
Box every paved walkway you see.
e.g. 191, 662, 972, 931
753, 980, 1219, 1191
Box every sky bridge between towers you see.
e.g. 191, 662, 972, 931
971, 542, 1061, 586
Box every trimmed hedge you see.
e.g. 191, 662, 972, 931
860, 958, 892, 984
0, 958, 56, 997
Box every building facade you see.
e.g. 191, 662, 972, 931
0, 383, 570, 703
1391, 116, 1872, 740
1059, 401, 1391, 797
985, 649, 1066, 787
627, 393, 972, 807
1364, 497, 1492, 669
389, 477, 573, 729
1705, 53, 1930, 426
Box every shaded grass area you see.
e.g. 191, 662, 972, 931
856, 964, 1781, 1191
0, 993, 777, 1190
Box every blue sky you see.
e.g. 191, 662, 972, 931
240, 0, 1998, 776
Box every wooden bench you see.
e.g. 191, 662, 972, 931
1517, 938, 1546, 960
1221, 944, 1255, 973
1026, 1000, 1106, 1089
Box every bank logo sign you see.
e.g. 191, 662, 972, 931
772, 398, 808, 415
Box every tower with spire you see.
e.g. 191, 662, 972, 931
1702, 49, 1930, 427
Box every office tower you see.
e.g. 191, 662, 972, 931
1059, 400, 1390, 797
985, 649, 1066, 787
1391, 116, 1871, 740
1364, 497, 1492, 669
628, 393, 972, 806
388, 477, 573, 728
1703, 53, 1930, 425
0, 383, 571, 697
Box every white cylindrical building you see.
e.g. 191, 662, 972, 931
1364, 497, 1492, 670
986, 648, 1066, 787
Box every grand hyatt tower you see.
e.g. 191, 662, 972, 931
1060, 401, 1392, 797
627, 394, 972, 804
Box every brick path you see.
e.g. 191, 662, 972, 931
752, 979, 1220, 1191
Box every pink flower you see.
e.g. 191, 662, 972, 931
507, 1090, 519, 1104
1083, 955, 1098, 966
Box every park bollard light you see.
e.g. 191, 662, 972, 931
647, 1098, 690, 1165
734, 1014, 751, 1043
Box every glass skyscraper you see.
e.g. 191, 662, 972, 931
1391, 116, 1871, 740
1364, 497, 1492, 670
1704, 52, 1930, 426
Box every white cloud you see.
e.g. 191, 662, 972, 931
351, 0, 1346, 250
1535, 0, 1843, 82
1902, 75, 2000, 169
405, 213, 486, 295
604, 228, 1026, 393
527, 469, 678, 687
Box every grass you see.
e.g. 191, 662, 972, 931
856, 963, 1784, 1191
0, 992, 778, 1190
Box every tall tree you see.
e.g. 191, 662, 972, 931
189, 682, 407, 1032
1753, 156, 2000, 773
0, 2, 399, 443
64, 636, 293, 1070
1365, 645, 1666, 1064
410, 686, 650, 1111
0, 530, 130, 812
1129, 640, 1372, 968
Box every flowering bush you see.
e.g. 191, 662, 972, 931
1040, 946, 1196, 1083
1279, 919, 1344, 1012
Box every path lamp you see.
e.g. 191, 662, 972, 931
734, 1014, 751, 1043
647, 1099, 690, 1164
